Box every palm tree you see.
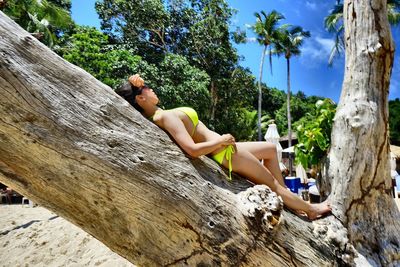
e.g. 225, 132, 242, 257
3, 0, 73, 47
325, 0, 400, 65
252, 10, 284, 141
274, 25, 310, 174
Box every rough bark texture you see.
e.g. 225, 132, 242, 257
0, 8, 394, 266
325, 0, 400, 266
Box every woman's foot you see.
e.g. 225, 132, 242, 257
306, 201, 331, 220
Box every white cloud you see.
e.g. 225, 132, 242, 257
330, 80, 339, 91
301, 36, 335, 62
306, 1, 317, 10
246, 37, 257, 43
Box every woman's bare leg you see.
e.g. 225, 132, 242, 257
221, 148, 331, 219
236, 142, 285, 187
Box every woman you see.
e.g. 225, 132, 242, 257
116, 74, 331, 220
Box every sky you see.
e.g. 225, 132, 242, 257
70, 0, 400, 102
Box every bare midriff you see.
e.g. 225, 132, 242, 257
192, 122, 226, 156
154, 109, 225, 156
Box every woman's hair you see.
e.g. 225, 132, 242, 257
115, 81, 144, 113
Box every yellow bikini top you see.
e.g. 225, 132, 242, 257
151, 107, 199, 136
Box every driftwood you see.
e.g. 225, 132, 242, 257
0, 0, 399, 265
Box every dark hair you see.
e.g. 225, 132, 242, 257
115, 81, 145, 113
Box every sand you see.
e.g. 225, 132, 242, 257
0, 205, 135, 267
1, 200, 399, 267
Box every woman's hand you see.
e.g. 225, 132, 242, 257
219, 134, 236, 146
128, 74, 145, 88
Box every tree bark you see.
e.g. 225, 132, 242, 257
0, 9, 396, 266
325, 0, 400, 266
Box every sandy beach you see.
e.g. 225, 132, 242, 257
1, 200, 399, 267
0, 205, 135, 267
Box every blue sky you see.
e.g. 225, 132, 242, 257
70, 0, 400, 102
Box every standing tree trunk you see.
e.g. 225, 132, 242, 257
0, 5, 399, 266
326, 0, 400, 265
258, 45, 267, 141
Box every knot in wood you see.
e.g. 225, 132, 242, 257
342, 100, 377, 130
237, 185, 283, 232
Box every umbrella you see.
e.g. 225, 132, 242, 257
265, 123, 286, 171
295, 163, 308, 184
391, 152, 398, 178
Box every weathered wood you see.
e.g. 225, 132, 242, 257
324, 0, 400, 266
0, 11, 341, 267
0, 5, 394, 266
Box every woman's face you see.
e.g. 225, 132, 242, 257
139, 87, 159, 105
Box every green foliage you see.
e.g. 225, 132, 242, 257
274, 91, 323, 135
252, 10, 285, 46
3, 0, 73, 47
95, 0, 170, 62
95, 0, 238, 71
388, 0, 400, 25
274, 25, 310, 59
251, 10, 285, 140
233, 109, 272, 141
95, 0, 253, 138
153, 54, 212, 118
232, 27, 247, 44
48, 0, 72, 11
56, 26, 143, 88
184, 0, 238, 76
57, 27, 212, 115
4, 0, 338, 146
389, 98, 400, 145
295, 99, 336, 169
213, 67, 258, 138
261, 86, 286, 118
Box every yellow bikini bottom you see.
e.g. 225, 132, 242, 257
211, 145, 235, 181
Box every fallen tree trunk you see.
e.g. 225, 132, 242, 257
0, 11, 342, 266
0, 4, 394, 266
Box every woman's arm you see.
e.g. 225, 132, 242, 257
161, 112, 234, 158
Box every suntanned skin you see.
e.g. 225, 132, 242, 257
130, 74, 331, 220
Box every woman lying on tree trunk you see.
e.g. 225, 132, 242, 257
116, 74, 331, 220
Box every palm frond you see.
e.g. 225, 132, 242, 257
328, 32, 343, 66
324, 4, 343, 33
273, 25, 310, 59
388, 3, 400, 25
